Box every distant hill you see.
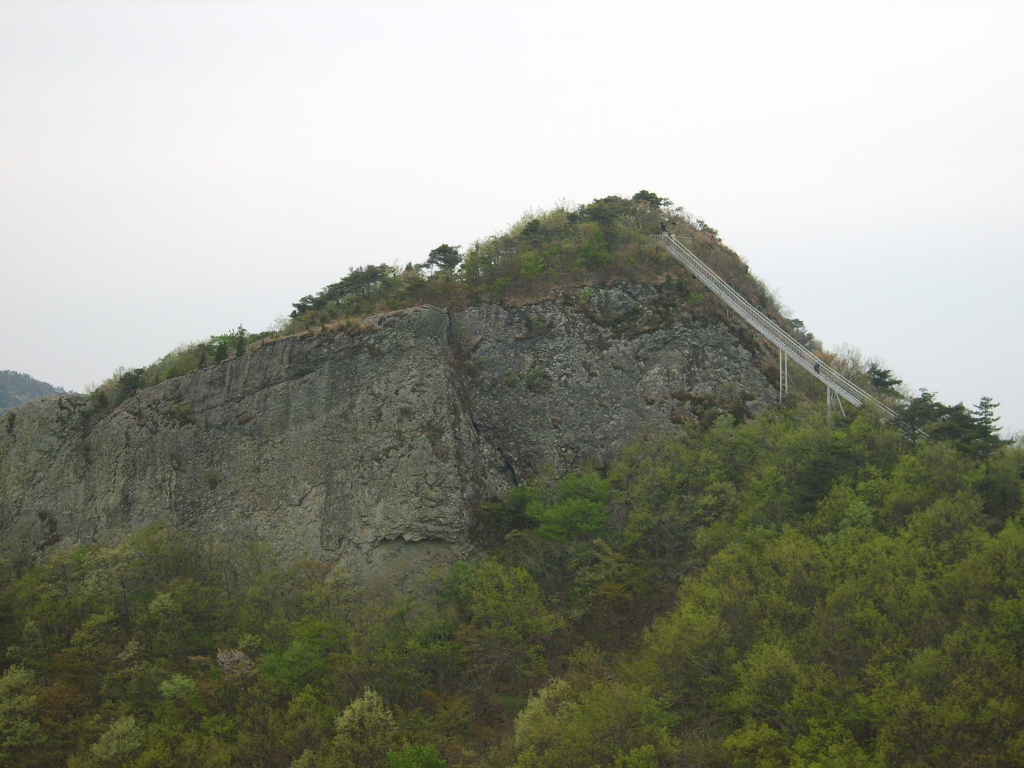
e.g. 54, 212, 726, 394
0, 370, 64, 414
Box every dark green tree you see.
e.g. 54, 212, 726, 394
866, 362, 903, 395
972, 396, 1005, 458
233, 325, 247, 356
116, 368, 145, 399
631, 189, 672, 208
424, 244, 461, 273
573, 196, 633, 227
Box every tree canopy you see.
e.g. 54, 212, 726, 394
2, 400, 1021, 767
423, 244, 462, 273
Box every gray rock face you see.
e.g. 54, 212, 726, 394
0, 284, 774, 579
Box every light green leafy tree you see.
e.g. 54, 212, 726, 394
524, 471, 612, 540
89, 715, 143, 765
332, 688, 401, 767
512, 678, 679, 767
446, 558, 564, 693
387, 743, 446, 768
0, 665, 43, 764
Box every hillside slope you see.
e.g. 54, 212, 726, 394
0, 370, 63, 414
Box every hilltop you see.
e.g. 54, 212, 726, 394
79, 190, 1002, 455
84, 192, 795, 412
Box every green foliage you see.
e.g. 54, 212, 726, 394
424, 244, 462, 273
86, 325, 261, 414
443, 557, 564, 693
261, 640, 327, 689
388, 743, 447, 768
2, 400, 1022, 766
289, 262, 400, 319
897, 390, 1006, 456
866, 361, 902, 395
206, 326, 247, 360
511, 678, 679, 767
116, 367, 145, 400
524, 472, 612, 540
0, 665, 43, 764
631, 190, 673, 208
158, 673, 198, 702
89, 714, 142, 764
280, 190, 776, 331
331, 688, 401, 766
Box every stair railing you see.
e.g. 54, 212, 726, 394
651, 233, 914, 431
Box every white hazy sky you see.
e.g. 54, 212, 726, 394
2, 0, 1022, 434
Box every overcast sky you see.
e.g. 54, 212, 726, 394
2, 0, 1022, 435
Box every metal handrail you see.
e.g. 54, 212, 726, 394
651, 233, 907, 426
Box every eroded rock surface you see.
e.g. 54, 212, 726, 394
0, 284, 774, 580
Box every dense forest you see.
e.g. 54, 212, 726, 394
1, 400, 1021, 766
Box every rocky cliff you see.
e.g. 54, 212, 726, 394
0, 283, 775, 580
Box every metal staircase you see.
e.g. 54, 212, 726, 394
651, 232, 909, 427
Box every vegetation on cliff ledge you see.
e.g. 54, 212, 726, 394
284, 191, 776, 328
85, 192, 788, 412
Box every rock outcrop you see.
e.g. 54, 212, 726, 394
0, 283, 775, 580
